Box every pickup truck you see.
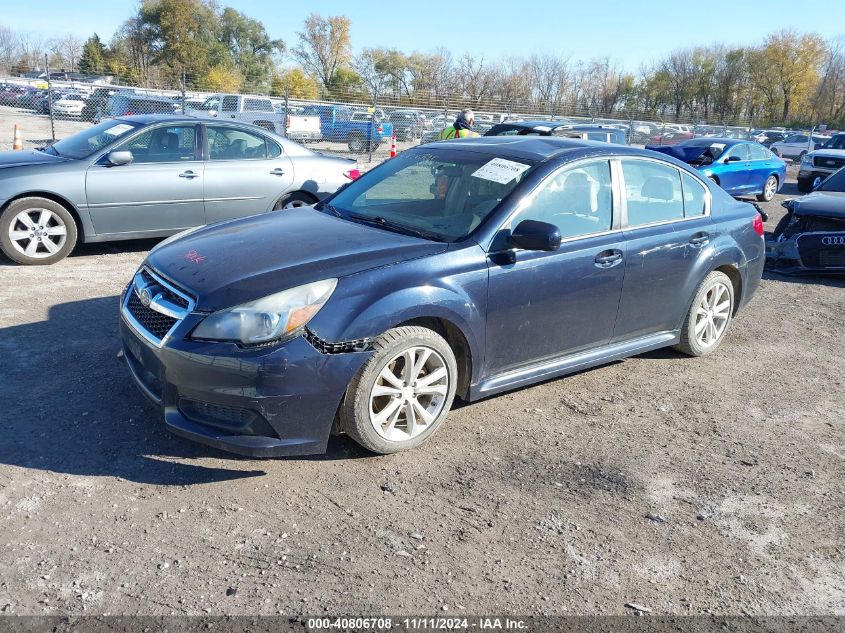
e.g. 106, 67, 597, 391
301, 104, 393, 152
190, 93, 322, 142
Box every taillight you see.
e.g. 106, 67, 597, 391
285, 115, 291, 128
377, 124, 383, 134
343, 169, 361, 180
753, 213, 764, 237
123, 110, 134, 116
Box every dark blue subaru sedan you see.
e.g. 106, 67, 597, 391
119, 137, 765, 456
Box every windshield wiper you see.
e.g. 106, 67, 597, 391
346, 213, 443, 241
318, 201, 344, 218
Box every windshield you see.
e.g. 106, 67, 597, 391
46, 119, 142, 159
320, 148, 536, 242
820, 135, 845, 150
818, 168, 845, 192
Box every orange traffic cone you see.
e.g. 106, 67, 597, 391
389, 132, 396, 158
12, 124, 23, 151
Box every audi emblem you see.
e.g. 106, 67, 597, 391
821, 236, 845, 246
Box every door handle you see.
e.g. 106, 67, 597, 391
269, 168, 286, 176
689, 232, 710, 247
594, 250, 623, 268
179, 170, 199, 179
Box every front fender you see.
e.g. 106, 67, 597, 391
306, 243, 489, 383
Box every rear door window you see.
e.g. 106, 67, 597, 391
207, 126, 268, 160
621, 160, 684, 226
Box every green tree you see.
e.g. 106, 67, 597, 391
219, 7, 284, 91
79, 34, 107, 74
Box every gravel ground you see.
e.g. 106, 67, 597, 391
0, 125, 843, 619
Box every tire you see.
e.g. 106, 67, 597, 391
770, 147, 781, 158
756, 175, 778, 202
797, 151, 807, 163
273, 191, 317, 210
341, 326, 458, 454
796, 177, 813, 193
348, 133, 366, 153
673, 271, 735, 357
0, 197, 77, 265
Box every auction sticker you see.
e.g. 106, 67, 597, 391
471, 158, 530, 184
103, 123, 134, 136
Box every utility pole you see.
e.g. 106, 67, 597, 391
45, 54, 55, 142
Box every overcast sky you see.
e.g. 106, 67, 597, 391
4, 0, 845, 70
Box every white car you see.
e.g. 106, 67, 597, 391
52, 94, 86, 118
769, 133, 830, 161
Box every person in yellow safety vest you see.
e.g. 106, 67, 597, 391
438, 109, 481, 140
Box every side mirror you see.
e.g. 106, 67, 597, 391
725, 155, 742, 163
107, 150, 133, 166
511, 219, 561, 252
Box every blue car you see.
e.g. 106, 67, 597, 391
647, 138, 786, 202
119, 138, 765, 457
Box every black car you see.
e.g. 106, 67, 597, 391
387, 109, 424, 141
767, 167, 845, 273
485, 121, 627, 144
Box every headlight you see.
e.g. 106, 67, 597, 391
191, 279, 337, 345
801, 153, 813, 166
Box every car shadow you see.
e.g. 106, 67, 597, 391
762, 268, 845, 287
0, 238, 164, 267
0, 294, 268, 484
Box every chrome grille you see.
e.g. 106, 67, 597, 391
122, 267, 195, 346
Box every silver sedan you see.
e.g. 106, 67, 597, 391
0, 114, 358, 265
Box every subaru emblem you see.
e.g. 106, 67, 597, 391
138, 287, 152, 307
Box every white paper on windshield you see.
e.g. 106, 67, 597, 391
103, 123, 134, 136
711, 143, 726, 151
471, 158, 530, 184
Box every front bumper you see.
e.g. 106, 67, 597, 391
766, 233, 845, 274
119, 308, 371, 457
798, 167, 834, 181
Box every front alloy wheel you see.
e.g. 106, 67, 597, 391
342, 326, 458, 453
0, 197, 78, 265
674, 271, 735, 356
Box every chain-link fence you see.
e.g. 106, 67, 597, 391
0, 68, 795, 163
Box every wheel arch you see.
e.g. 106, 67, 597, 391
396, 316, 473, 400
713, 263, 743, 315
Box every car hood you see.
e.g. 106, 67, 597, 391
808, 149, 845, 158
146, 207, 448, 311
0, 149, 69, 169
792, 191, 845, 220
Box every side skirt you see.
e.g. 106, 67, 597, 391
471, 331, 680, 400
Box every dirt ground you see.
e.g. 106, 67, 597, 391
0, 129, 844, 620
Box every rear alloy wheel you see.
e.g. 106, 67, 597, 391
341, 326, 458, 454
273, 191, 316, 210
674, 271, 734, 357
0, 197, 77, 265
757, 175, 778, 202
797, 151, 807, 163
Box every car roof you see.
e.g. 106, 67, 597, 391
427, 136, 645, 163
680, 137, 747, 146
